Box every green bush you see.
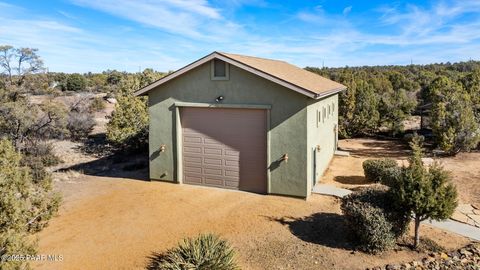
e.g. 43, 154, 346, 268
65, 73, 86, 92
106, 93, 148, 152
148, 233, 239, 270
341, 188, 409, 254
88, 96, 106, 112
0, 138, 61, 269
362, 158, 398, 183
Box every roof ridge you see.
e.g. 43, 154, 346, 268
216, 51, 290, 64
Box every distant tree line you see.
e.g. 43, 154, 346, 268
307, 61, 480, 154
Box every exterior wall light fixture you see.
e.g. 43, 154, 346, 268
215, 96, 224, 102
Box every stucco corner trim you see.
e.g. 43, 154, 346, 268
174, 102, 272, 110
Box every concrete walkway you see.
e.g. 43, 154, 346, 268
312, 184, 480, 241
312, 184, 352, 197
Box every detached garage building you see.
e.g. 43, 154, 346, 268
135, 52, 346, 198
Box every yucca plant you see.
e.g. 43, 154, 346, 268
148, 233, 239, 270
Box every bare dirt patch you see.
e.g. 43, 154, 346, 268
33, 176, 470, 270
323, 138, 480, 206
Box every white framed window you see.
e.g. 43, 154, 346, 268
328, 105, 331, 117
323, 107, 326, 122
211, 59, 229, 80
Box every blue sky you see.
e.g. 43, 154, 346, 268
1, 0, 480, 73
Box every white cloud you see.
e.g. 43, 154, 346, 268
70, 0, 223, 39
343, 6, 352, 16
1, 0, 480, 72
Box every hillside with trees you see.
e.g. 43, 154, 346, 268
307, 61, 480, 154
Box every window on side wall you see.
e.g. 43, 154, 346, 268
211, 59, 229, 80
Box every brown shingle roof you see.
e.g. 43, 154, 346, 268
218, 52, 345, 96
134, 51, 346, 98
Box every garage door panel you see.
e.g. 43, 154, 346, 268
224, 159, 239, 167
181, 107, 267, 193
184, 155, 202, 164
203, 147, 222, 155
204, 138, 220, 144
224, 169, 239, 177
204, 157, 222, 165
204, 177, 223, 186
184, 146, 202, 154
184, 166, 202, 174
204, 168, 223, 176
184, 174, 202, 184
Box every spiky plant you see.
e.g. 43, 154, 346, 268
148, 233, 239, 270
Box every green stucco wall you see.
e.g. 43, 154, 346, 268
306, 95, 339, 194
147, 60, 338, 197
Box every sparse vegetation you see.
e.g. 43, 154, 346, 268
147, 233, 239, 270
88, 96, 106, 112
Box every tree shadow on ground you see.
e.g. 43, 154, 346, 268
343, 140, 411, 159
267, 212, 353, 250
334, 175, 369, 185
57, 154, 149, 181
76, 133, 115, 158
57, 133, 149, 181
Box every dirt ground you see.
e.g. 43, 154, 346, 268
30, 101, 476, 269
323, 138, 480, 207
34, 175, 470, 270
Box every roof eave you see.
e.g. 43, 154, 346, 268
134, 52, 347, 99
314, 86, 347, 99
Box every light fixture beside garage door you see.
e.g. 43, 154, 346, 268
215, 95, 224, 103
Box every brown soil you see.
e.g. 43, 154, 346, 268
31, 110, 475, 270
33, 176, 469, 270
324, 138, 480, 206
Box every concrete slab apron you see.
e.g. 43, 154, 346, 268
312, 184, 480, 241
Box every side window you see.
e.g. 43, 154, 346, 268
323, 107, 326, 122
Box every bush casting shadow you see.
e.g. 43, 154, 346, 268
334, 175, 369, 185
269, 212, 353, 250
58, 133, 149, 181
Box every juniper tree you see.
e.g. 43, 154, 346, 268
428, 76, 480, 154
0, 138, 61, 270
106, 76, 149, 151
389, 137, 457, 248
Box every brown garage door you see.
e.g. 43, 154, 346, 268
181, 107, 267, 193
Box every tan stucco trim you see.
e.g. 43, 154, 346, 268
134, 52, 346, 98
174, 101, 272, 109
175, 106, 183, 184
